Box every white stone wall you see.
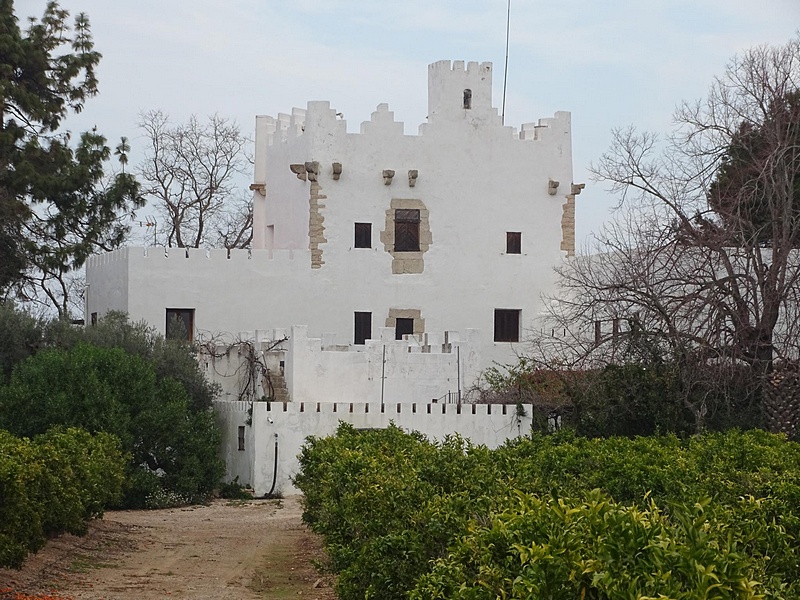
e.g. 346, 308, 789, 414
213, 400, 253, 486
214, 399, 534, 496
86, 59, 576, 374
199, 325, 479, 405
286, 325, 479, 404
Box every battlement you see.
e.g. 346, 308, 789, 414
518, 111, 572, 141
252, 61, 571, 152
259, 400, 524, 416
115, 246, 307, 263
428, 59, 494, 121
86, 246, 311, 272
256, 108, 306, 147
428, 59, 493, 76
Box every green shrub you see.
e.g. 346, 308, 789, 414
0, 427, 126, 569
31, 428, 126, 536
411, 491, 784, 599
0, 304, 43, 385
0, 343, 223, 508
219, 476, 253, 500
296, 427, 800, 599
0, 431, 43, 568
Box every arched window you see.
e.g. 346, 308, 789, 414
463, 88, 472, 109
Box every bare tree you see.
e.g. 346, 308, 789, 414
528, 37, 800, 435
137, 111, 252, 248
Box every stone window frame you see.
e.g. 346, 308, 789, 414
380, 198, 432, 274
385, 308, 425, 339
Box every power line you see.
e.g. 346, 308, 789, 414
501, 0, 511, 125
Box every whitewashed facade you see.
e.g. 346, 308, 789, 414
86, 61, 579, 489
215, 399, 534, 495
86, 60, 579, 376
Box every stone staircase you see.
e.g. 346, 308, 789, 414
266, 369, 290, 403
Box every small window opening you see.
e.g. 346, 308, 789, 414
237, 426, 245, 451
394, 209, 420, 252
395, 318, 414, 340
354, 311, 372, 345
166, 308, 195, 342
354, 222, 372, 248
506, 232, 521, 254
463, 88, 472, 109
90, 312, 98, 326
494, 309, 521, 342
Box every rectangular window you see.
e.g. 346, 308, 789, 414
354, 222, 372, 248
394, 209, 420, 252
354, 311, 372, 345
90, 312, 98, 326
166, 308, 195, 342
494, 309, 521, 342
395, 317, 414, 340
506, 232, 521, 254
237, 426, 245, 451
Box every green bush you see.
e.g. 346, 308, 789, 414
411, 491, 782, 599
0, 427, 126, 569
0, 304, 43, 385
46, 311, 218, 412
0, 343, 223, 507
296, 427, 800, 600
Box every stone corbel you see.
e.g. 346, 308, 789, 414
332, 162, 342, 181
548, 178, 559, 195
249, 183, 266, 196
408, 169, 418, 187
289, 164, 307, 181
571, 183, 586, 195
305, 161, 320, 182
383, 169, 395, 185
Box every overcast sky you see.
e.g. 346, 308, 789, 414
21, 0, 800, 247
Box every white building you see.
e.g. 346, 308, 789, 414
86, 60, 579, 492
87, 60, 580, 381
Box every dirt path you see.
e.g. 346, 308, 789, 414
0, 497, 336, 600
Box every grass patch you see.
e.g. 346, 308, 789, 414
67, 554, 115, 573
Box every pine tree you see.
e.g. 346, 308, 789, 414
0, 0, 143, 316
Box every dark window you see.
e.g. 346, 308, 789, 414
506, 232, 521, 254
90, 312, 98, 326
354, 222, 372, 248
463, 88, 472, 109
394, 209, 420, 252
494, 309, 520, 342
354, 312, 372, 345
238, 426, 245, 451
166, 308, 195, 342
395, 318, 414, 340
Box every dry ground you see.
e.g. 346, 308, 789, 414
0, 496, 336, 600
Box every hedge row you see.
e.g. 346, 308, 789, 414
295, 426, 800, 599
0, 428, 126, 569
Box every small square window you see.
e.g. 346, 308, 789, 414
506, 232, 521, 254
166, 308, 195, 342
354, 312, 372, 345
355, 223, 372, 248
395, 318, 414, 340
494, 309, 521, 342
